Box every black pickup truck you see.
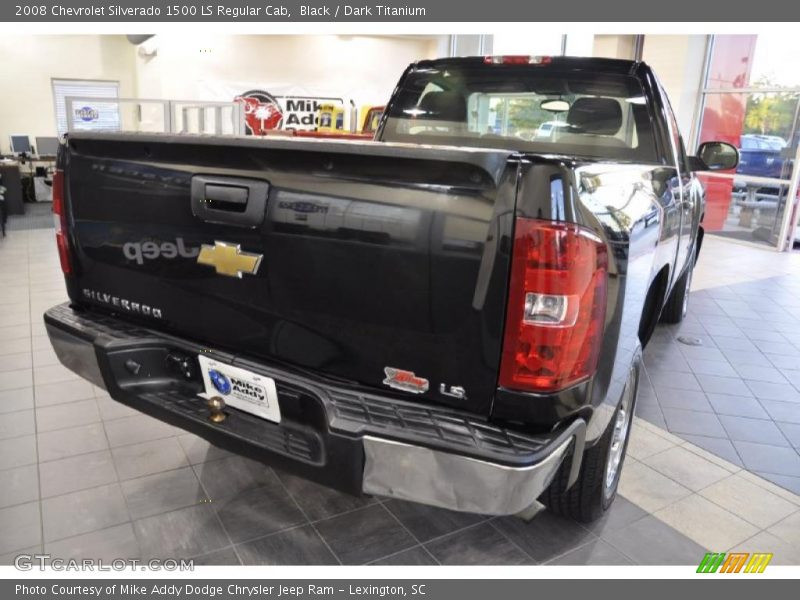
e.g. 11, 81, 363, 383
45, 56, 738, 522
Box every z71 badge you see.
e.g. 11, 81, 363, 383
382, 367, 429, 394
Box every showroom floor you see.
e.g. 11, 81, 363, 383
1, 222, 800, 566
638, 237, 800, 495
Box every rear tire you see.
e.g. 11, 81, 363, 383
541, 360, 639, 523
660, 254, 694, 324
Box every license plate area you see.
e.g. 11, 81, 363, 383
198, 355, 281, 423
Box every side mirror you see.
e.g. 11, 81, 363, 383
692, 141, 739, 171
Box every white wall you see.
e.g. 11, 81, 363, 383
592, 35, 637, 60
491, 32, 564, 56
642, 35, 709, 143
564, 34, 595, 58
449, 35, 488, 57
134, 34, 442, 107
0, 35, 136, 154
482, 33, 594, 59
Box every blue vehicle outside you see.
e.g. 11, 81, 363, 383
736, 134, 790, 179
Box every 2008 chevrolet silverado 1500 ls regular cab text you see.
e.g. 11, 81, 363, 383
44, 56, 738, 522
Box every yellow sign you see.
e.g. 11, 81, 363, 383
317, 103, 346, 133
197, 241, 262, 278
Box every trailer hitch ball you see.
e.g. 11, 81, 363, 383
207, 396, 227, 423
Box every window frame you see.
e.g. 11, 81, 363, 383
51, 78, 121, 135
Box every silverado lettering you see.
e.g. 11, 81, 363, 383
81, 289, 162, 319
45, 56, 735, 522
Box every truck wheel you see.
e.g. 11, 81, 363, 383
659, 256, 694, 324
541, 360, 639, 523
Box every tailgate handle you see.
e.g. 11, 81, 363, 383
191, 175, 269, 229
205, 184, 248, 212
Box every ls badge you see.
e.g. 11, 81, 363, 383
197, 241, 263, 278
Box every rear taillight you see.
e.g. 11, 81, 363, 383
499, 219, 608, 393
52, 169, 72, 275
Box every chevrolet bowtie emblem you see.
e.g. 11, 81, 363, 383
197, 241, 263, 278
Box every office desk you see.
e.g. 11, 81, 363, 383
0, 157, 56, 214
0, 161, 24, 216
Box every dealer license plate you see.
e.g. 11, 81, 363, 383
197, 355, 281, 423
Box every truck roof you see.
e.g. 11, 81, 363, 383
413, 55, 641, 75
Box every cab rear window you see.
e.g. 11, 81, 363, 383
381, 64, 658, 163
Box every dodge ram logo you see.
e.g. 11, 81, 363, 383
235, 90, 283, 135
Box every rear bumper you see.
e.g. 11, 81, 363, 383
44, 302, 585, 516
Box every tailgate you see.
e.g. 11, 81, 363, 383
62, 133, 517, 415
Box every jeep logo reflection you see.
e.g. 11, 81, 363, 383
123, 238, 199, 265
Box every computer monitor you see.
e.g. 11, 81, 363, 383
9, 134, 32, 155
36, 136, 60, 157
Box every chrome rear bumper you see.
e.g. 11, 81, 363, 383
363, 435, 577, 515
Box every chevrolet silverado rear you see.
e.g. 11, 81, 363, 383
44, 56, 736, 521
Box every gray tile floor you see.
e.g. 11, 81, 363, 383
637, 240, 800, 495
1, 221, 800, 566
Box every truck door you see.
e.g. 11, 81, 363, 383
661, 88, 694, 279
675, 135, 696, 273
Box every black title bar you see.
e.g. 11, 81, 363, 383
2, 0, 798, 22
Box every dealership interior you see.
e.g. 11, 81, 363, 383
1, 33, 800, 567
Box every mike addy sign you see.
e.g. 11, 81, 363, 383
234, 89, 345, 134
